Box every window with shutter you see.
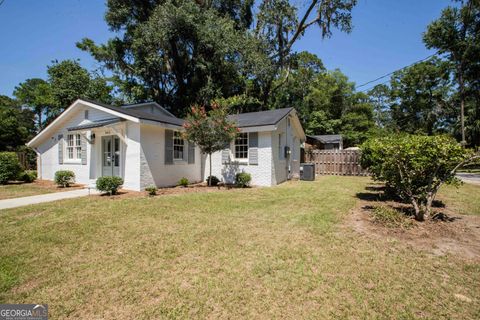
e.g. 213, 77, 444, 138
234, 133, 248, 160
173, 131, 185, 160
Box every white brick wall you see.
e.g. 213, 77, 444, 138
204, 117, 302, 187
36, 104, 114, 185
140, 124, 202, 189
205, 131, 274, 186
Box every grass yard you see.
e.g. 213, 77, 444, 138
438, 183, 480, 216
0, 176, 479, 319
0, 181, 82, 200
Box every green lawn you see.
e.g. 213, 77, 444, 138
0, 176, 479, 319
0, 183, 56, 200
438, 183, 480, 215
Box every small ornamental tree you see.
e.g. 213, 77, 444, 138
361, 135, 479, 221
183, 102, 238, 186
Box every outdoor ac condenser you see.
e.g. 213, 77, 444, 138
300, 163, 315, 181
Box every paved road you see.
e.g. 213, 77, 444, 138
457, 173, 480, 185
0, 188, 100, 210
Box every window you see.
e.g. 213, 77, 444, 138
84, 110, 89, 120
66, 134, 82, 160
234, 132, 248, 159
173, 131, 184, 160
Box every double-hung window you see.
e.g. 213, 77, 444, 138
234, 132, 248, 160
173, 131, 185, 160
66, 134, 82, 160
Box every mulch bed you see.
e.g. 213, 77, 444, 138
95, 182, 243, 199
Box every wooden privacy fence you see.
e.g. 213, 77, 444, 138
304, 150, 368, 176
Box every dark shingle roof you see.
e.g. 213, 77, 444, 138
228, 108, 293, 128
82, 99, 184, 127
67, 118, 125, 131
83, 100, 293, 128
308, 134, 342, 144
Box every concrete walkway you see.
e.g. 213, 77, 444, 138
457, 173, 480, 185
0, 188, 99, 210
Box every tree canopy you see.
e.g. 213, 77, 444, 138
77, 0, 357, 117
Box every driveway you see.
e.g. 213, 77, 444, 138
457, 173, 480, 185
0, 188, 99, 210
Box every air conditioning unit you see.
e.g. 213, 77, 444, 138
300, 163, 315, 181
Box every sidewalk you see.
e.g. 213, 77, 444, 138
0, 188, 99, 210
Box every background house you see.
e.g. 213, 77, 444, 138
306, 134, 343, 150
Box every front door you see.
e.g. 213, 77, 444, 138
102, 135, 120, 177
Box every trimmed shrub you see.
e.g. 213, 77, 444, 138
206, 175, 220, 186
19, 170, 37, 183
178, 177, 189, 187
145, 186, 158, 196
235, 172, 251, 188
96, 176, 123, 195
54, 170, 75, 187
361, 134, 478, 221
0, 152, 22, 184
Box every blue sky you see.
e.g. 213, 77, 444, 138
0, 0, 451, 97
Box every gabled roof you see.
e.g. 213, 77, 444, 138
307, 134, 342, 144
228, 108, 294, 128
81, 99, 184, 126
121, 101, 176, 117
67, 118, 125, 131
28, 99, 305, 147
27, 99, 183, 147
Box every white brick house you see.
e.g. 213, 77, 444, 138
27, 99, 305, 190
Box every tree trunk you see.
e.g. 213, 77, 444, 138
411, 198, 424, 221
208, 153, 212, 187
458, 65, 466, 146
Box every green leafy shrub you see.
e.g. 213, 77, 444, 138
206, 175, 220, 186
54, 170, 75, 187
19, 170, 37, 183
235, 172, 251, 188
145, 186, 158, 196
96, 176, 123, 195
372, 206, 414, 229
178, 177, 189, 187
361, 135, 479, 221
0, 152, 22, 184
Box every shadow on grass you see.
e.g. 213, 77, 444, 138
357, 183, 455, 222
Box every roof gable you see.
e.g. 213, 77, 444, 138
27, 99, 183, 147
121, 101, 176, 117
228, 108, 293, 128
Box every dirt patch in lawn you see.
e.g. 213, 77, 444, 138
345, 183, 480, 261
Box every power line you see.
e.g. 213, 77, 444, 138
354, 52, 439, 90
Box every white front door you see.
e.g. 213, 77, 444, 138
102, 135, 120, 177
